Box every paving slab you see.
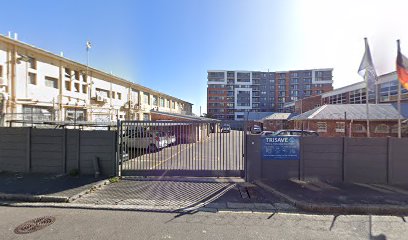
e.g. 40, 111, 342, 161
257, 180, 408, 215
0, 172, 107, 202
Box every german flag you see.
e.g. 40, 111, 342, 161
397, 40, 408, 90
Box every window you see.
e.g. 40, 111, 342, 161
65, 81, 71, 91
316, 122, 327, 132
95, 88, 110, 98
144, 93, 150, 104
28, 57, 36, 69
65, 109, 86, 121
172, 101, 175, 109
353, 124, 366, 133
74, 82, 80, 92
0, 65, 3, 78
45, 76, 58, 88
82, 84, 87, 94
166, 99, 170, 108
160, 98, 165, 107
152, 96, 158, 106
117, 92, 122, 100
335, 122, 345, 133
74, 71, 80, 80
112, 91, 116, 99
28, 72, 37, 85
64, 68, 71, 78
375, 124, 389, 133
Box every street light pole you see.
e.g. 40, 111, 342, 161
86, 41, 92, 122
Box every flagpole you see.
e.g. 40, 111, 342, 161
365, 70, 370, 138
397, 40, 402, 138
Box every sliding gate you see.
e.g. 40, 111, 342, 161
118, 120, 246, 178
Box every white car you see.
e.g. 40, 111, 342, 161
122, 131, 167, 152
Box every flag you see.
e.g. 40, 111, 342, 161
86, 41, 92, 50
397, 40, 408, 90
358, 38, 377, 92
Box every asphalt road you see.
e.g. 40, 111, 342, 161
1, 206, 408, 239
122, 130, 245, 172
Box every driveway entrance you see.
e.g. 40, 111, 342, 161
118, 120, 247, 178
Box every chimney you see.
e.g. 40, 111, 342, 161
14, 33, 18, 40
8, 31, 11, 38
60, 51, 64, 57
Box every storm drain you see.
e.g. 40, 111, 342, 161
14, 216, 56, 234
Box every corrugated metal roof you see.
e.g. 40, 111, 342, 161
262, 113, 294, 120
291, 104, 404, 120
247, 112, 275, 121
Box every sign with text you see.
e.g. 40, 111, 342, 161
262, 136, 300, 160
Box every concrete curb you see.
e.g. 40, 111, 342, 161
0, 193, 68, 203
0, 179, 111, 204
68, 179, 111, 202
0, 201, 279, 214
255, 180, 408, 215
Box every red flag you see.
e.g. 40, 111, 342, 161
396, 40, 408, 90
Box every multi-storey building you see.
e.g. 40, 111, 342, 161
0, 34, 192, 125
207, 69, 333, 120
283, 71, 408, 114
322, 72, 408, 105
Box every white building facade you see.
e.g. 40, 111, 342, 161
0, 35, 192, 125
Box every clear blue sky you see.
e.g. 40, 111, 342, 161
1, 0, 407, 115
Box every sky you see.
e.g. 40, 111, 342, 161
1, 0, 408, 115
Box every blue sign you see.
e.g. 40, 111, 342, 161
262, 136, 300, 160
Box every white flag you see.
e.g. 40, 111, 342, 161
358, 38, 377, 92
86, 41, 92, 50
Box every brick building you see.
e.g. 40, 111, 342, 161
260, 113, 295, 131
290, 104, 405, 137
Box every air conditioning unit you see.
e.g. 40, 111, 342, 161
96, 95, 104, 102
102, 97, 108, 103
124, 103, 129, 109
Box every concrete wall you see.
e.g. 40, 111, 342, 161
0, 127, 116, 176
248, 136, 408, 184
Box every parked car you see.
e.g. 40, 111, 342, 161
273, 130, 319, 137
251, 125, 262, 134
122, 131, 167, 152
220, 124, 231, 133
165, 131, 177, 146
261, 131, 275, 137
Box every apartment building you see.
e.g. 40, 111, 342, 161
207, 69, 333, 120
0, 34, 192, 125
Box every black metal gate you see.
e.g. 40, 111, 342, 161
117, 120, 247, 178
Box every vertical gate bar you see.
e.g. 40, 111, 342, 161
189, 123, 193, 171
215, 123, 221, 170
201, 122, 203, 171
119, 121, 122, 175
170, 123, 173, 170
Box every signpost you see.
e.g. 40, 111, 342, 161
262, 136, 300, 160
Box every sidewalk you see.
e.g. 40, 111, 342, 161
0, 172, 108, 202
256, 179, 408, 215
72, 177, 296, 213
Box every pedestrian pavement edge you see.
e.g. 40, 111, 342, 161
0, 179, 111, 203
255, 180, 408, 215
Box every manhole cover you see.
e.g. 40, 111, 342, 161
14, 216, 56, 234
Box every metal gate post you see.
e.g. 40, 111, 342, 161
243, 120, 248, 181
116, 119, 122, 177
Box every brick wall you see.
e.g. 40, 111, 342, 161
296, 120, 399, 137
294, 95, 322, 114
